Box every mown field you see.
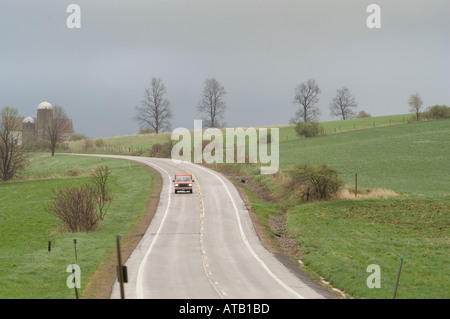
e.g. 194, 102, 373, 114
0, 154, 154, 298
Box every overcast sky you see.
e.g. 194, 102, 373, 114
1, 0, 448, 138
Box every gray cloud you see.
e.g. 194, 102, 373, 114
1, 0, 448, 137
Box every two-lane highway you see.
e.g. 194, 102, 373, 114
100, 156, 329, 299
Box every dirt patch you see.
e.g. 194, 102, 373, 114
233, 176, 276, 202
81, 162, 162, 299
267, 214, 302, 261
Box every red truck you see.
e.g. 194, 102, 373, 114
173, 174, 194, 194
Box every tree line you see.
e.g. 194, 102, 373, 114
134, 77, 447, 136
0, 78, 447, 181
133, 77, 364, 134
134, 77, 228, 133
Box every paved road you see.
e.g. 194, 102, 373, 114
99, 156, 329, 299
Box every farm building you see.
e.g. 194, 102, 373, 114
15, 101, 73, 146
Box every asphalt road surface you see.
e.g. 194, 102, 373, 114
93, 156, 331, 299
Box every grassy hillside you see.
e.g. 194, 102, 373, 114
287, 197, 449, 298
21, 115, 449, 299
279, 119, 450, 195
0, 154, 154, 298
231, 118, 450, 298
65, 114, 411, 156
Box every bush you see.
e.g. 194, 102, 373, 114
286, 162, 343, 202
83, 138, 95, 150
295, 121, 321, 138
47, 185, 99, 233
149, 140, 173, 158
139, 128, 155, 135
48, 165, 116, 232
90, 165, 116, 220
429, 105, 450, 119
69, 133, 88, 141
95, 138, 105, 148
356, 110, 371, 118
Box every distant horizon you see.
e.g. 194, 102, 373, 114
83, 112, 421, 140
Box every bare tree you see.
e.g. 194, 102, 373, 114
408, 92, 424, 121
134, 78, 173, 133
329, 86, 358, 120
0, 106, 28, 181
197, 78, 226, 128
48, 105, 72, 156
90, 165, 116, 220
290, 79, 321, 123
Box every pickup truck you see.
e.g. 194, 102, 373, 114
173, 174, 194, 194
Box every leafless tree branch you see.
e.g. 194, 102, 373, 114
134, 78, 173, 133
329, 86, 358, 120
197, 78, 226, 128
290, 79, 321, 123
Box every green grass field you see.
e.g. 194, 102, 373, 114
2, 115, 448, 299
279, 119, 450, 195
241, 118, 450, 298
0, 154, 154, 298
287, 197, 449, 299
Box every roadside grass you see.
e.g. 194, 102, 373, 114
0, 154, 153, 298
225, 118, 450, 299
286, 197, 450, 299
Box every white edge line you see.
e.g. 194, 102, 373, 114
135, 160, 173, 299
189, 163, 305, 299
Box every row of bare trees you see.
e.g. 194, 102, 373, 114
133, 77, 362, 133
289, 79, 359, 124
134, 78, 227, 133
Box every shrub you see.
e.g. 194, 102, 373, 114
149, 140, 173, 158
95, 138, 105, 148
47, 185, 99, 233
48, 165, 117, 232
139, 128, 155, 135
356, 110, 371, 118
83, 138, 94, 150
286, 162, 343, 201
428, 105, 450, 119
90, 165, 116, 220
69, 133, 88, 141
295, 121, 321, 138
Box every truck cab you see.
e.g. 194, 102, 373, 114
173, 174, 194, 194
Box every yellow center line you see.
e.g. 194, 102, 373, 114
189, 171, 227, 298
